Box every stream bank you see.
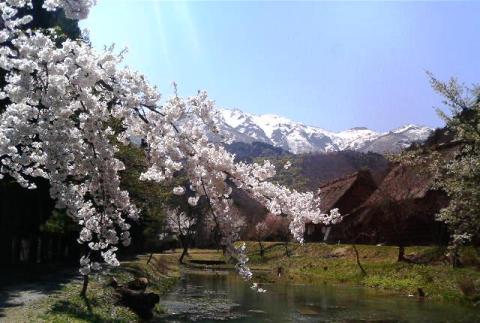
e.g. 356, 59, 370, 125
242, 242, 480, 305
1, 253, 180, 322
3, 243, 480, 322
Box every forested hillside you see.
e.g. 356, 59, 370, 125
261, 151, 388, 191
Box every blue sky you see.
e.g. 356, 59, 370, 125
81, 1, 480, 132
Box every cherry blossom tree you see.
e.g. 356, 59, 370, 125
0, 0, 342, 295
165, 207, 196, 264
428, 75, 480, 253
252, 213, 290, 258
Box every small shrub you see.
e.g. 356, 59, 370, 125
459, 248, 480, 267
423, 274, 434, 283
457, 277, 477, 297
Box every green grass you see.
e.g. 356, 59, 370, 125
4, 253, 181, 323
241, 242, 480, 305
181, 248, 233, 270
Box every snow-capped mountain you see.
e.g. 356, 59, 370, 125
218, 109, 433, 154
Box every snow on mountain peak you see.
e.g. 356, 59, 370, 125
251, 114, 296, 137
220, 108, 250, 128
218, 108, 433, 154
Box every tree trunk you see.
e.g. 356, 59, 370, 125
11, 237, 18, 264
47, 236, 53, 260
179, 237, 189, 264
284, 241, 290, 257
398, 245, 406, 262
30, 236, 38, 265
80, 275, 89, 297
258, 241, 265, 258
353, 244, 367, 276
146, 253, 154, 264
20, 238, 30, 263
36, 236, 42, 264
179, 246, 189, 264
450, 248, 461, 268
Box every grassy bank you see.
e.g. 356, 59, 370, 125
3, 253, 181, 323
241, 242, 480, 305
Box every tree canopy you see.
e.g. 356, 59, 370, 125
0, 0, 341, 290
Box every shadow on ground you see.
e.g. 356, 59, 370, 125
0, 265, 79, 318
46, 298, 114, 323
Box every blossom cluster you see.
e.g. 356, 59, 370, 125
43, 0, 96, 20
165, 207, 196, 238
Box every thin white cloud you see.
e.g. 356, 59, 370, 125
153, 2, 171, 66
171, 1, 201, 56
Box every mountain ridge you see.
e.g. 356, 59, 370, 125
218, 108, 433, 154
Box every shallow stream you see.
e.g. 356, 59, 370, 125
157, 270, 479, 322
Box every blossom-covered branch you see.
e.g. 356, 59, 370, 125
0, 0, 342, 281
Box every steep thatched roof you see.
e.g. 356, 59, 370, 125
363, 163, 432, 206
318, 169, 377, 213
319, 173, 357, 211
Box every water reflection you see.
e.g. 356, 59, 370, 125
156, 270, 479, 322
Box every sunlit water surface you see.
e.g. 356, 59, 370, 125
156, 270, 479, 322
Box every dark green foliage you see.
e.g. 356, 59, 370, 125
257, 151, 389, 192
264, 155, 308, 190
226, 141, 291, 163
40, 210, 78, 235
115, 141, 200, 253
115, 143, 168, 252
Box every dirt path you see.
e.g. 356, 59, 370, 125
0, 269, 79, 322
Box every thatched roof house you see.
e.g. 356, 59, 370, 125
337, 162, 450, 245
305, 144, 456, 244
306, 131, 462, 245
312, 161, 450, 245
305, 170, 378, 242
